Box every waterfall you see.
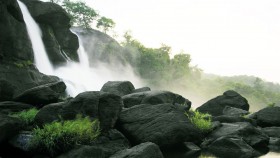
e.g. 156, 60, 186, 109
17, 0, 54, 75
17, 0, 143, 97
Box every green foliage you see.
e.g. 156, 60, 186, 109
185, 110, 212, 132
14, 60, 33, 68
62, 0, 99, 28
267, 102, 276, 107
11, 108, 38, 125
121, 31, 201, 87
29, 116, 100, 156
97, 16, 115, 33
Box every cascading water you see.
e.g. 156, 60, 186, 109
17, 0, 54, 75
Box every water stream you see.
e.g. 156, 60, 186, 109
17, 0, 54, 75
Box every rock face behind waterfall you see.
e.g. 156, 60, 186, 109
0, 0, 77, 99
21, 0, 79, 65
0, 0, 33, 62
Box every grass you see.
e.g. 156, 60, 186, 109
185, 110, 212, 132
10, 108, 39, 125
29, 115, 100, 156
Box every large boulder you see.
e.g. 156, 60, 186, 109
109, 142, 164, 158
122, 90, 191, 110
0, 101, 33, 114
118, 103, 203, 147
0, 80, 16, 101
91, 129, 130, 157
223, 106, 249, 117
206, 122, 269, 149
262, 127, 280, 138
250, 107, 280, 127
21, 0, 79, 62
206, 136, 256, 158
13, 81, 66, 106
0, 114, 23, 144
35, 91, 123, 131
212, 115, 257, 125
197, 90, 249, 116
57, 146, 105, 158
101, 81, 135, 97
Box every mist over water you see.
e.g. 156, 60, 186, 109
18, 0, 54, 75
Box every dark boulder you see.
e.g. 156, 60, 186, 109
251, 107, 280, 127
206, 136, 255, 158
197, 90, 249, 116
132, 87, 151, 93
206, 122, 269, 149
262, 127, 280, 138
35, 91, 123, 131
223, 106, 249, 117
212, 115, 257, 126
14, 81, 66, 106
268, 137, 280, 151
91, 129, 130, 157
0, 63, 61, 98
118, 103, 203, 147
109, 142, 164, 158
57, 146, 105, 158
122, 90, 191, 110
34, 102, 65, 126
0, 80, 16, 101
0, 114, 22, 144
0, 101, 33, 114
21, 0, 79, 62
101, 81, 135, 97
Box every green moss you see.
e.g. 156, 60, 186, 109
14, 60, 33, 68
29, 116, 100, 156
11, 108, 38, 125
267, 102, 276, 107
185, 110, 212, 132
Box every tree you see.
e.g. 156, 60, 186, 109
62, 0, 99, 28
96, 16, 115, 33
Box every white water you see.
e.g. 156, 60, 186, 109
17, 0, 54, 75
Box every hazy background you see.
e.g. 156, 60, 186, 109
84, 0, 280, 84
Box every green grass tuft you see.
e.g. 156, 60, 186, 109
185, 110, 212, 132
29, 116, 100, 156
11, 108, 38, 125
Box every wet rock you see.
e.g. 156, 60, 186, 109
212, 115, 257, 126
132, 87, 151, 93
206, 136, 255, 158
101, 81, 135, 97
122, 90, 191, 110
9, 131, 32, 152
206, 122, 269, 149
223, 106, 249, 117
197, 90, 249, 116
109, 142, 164, 158
14, 81, 66, 106
118, 103, 203, 147
0, 114, 22, 144
57, 146, 105, 158
251, 107, 280, 127
262, 127, 280, 138
0, 101, 33, 114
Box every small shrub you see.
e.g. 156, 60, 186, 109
29, 116, 100, 156
14, 60, 33, 68
185, 110, 212, 132
267, 102, 275, 107
11, 108, 38, 125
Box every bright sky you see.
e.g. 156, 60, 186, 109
83, 0, 280, 83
